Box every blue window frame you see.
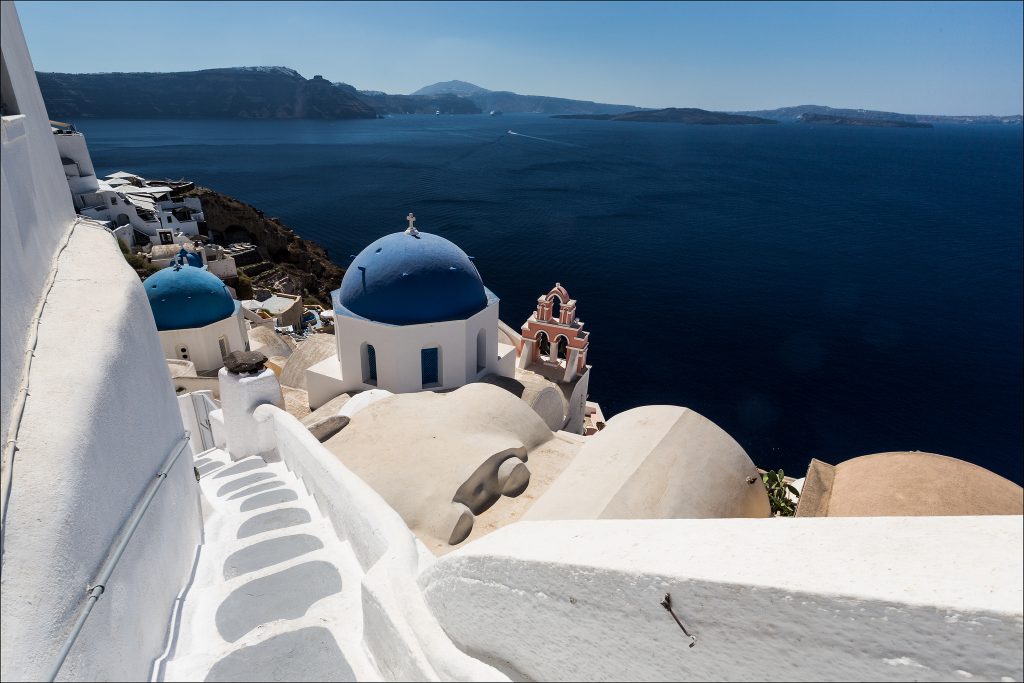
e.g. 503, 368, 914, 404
421, 347, 439, 387
365, 344, 377, 383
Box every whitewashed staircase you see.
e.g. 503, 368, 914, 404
157, 449, 381, 682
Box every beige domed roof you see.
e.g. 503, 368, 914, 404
797, 451, 1023, 517
524, 405, 771, 521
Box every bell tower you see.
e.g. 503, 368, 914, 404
518, 283, 589, 383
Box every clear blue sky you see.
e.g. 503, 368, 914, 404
15, 1, 1024, 115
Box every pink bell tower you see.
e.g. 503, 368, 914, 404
518, 283, 590, 383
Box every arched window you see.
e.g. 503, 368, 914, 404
556, 335, 569, 360
537, 331, 551, 360
476, 328, 487, 373
362, 343, 377, 385
550, 296, 561, 321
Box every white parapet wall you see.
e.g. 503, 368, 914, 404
0, 223, 203, 681
419, 516, 1024, 682
251, 403, 506, 681
1, 0, 78, 450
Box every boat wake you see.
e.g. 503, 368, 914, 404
507, 130, 580, 147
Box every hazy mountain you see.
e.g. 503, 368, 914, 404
408, 80, 642, 115
411, 80, 492, 97
470, 90, 640, 115
736, 104, 1022, 125
337, 82, 481, 115
553, 108, 777, 125
37, 67, 377, 119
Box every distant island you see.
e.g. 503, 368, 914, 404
552, 108, 777, 125
735, 104, 1021, 126
798, 113, 933, 128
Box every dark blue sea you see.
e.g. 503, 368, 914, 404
78, 115, 1023, 483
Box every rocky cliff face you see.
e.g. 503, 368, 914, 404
37, 67, 376, 119
186, 186, 345, 306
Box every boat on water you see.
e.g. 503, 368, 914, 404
490, 110, 502, 116
435, 109, 440, 116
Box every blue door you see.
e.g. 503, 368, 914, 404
366, 344, 377, 383
421, 347, 439, 387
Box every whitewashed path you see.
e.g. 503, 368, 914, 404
157, 449, 381, 682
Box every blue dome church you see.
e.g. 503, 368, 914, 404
306, 215, 517, 408
145, 262, 248, 373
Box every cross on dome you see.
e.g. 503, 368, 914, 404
405, 212, 419, 236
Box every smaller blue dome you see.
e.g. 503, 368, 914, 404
170, 247, 204, 269
145, 265, 237, 331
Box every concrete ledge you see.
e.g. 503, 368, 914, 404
421, 516, 1024, 682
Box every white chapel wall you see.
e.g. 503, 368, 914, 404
158, 312, 247, 373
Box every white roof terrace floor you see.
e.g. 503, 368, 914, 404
157, 448, 381, 682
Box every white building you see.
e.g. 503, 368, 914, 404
83, 172, 206, 247
52, 126, 207, 247
144, 260, 249, 373
241, 291, 303, 329
149, 242, 238, 280
306, 215, 516, 408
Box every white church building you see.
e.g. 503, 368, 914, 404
144, 259, 248, 373
306, 214, 516, 408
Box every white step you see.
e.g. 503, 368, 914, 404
156, 450, 380, 682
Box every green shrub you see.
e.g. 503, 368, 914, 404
236, 273, 254, 300
761, 469, 800, 516
123, 251, 160, 277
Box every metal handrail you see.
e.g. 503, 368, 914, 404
45, 432, 191, 682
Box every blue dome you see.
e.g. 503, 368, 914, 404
145, 264, 237, 331
170, 247, 204, 268
336, 231, 488, 325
